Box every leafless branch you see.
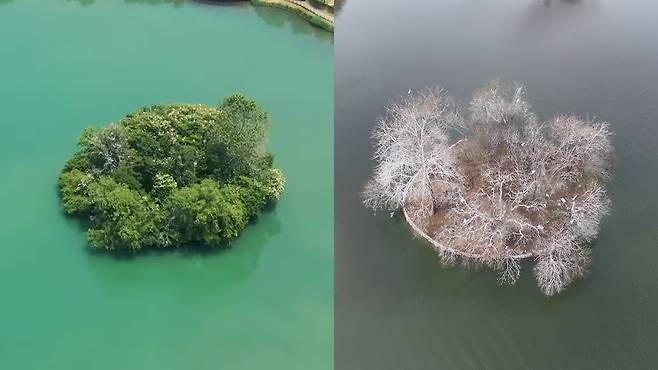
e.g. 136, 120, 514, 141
364, 82, 613, 296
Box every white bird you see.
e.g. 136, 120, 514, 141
408, 89, 411, 94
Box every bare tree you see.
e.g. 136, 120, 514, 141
533, 230, 591, 296
364, 82, 613, 296
363, 88, 462, 214
548, 116, 613, 185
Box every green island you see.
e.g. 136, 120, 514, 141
249, 0, 335, 32
58, 94, 285, 252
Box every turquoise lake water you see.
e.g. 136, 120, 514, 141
0, 1, 333, 369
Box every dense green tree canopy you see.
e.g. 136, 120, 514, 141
59, 95, 285, 251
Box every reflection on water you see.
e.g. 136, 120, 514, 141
519, 0, 602, 36
253, 4, 334, 39
89, 213, 282, 284
334, 0, 346, 13
125, 0, 186, 5
33, 0, 332, 40
543, 0, 583, 5
60, 0, 187, 6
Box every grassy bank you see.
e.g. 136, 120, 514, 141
251, 0, 334, 32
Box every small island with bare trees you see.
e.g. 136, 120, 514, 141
363, 82, 613, 296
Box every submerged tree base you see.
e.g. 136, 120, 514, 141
364, 82, 613, 296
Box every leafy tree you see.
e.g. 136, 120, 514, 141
58, 95, 284, 252
85, 177, 166, 251
152, 173, 178, 199
59, 169, 94, 215
165, 179, 248, 247
210, 94, 270, 180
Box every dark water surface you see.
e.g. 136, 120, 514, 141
0, 1, 332, 369
335, 0, 658, 369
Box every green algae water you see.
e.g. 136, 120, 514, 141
0, 1, 332, 369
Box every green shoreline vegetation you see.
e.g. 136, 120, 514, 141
59, 95, 285, 252
250, 0, 335, 32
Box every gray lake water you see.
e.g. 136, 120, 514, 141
335, 0, 658, 369
0, 2, 332, 369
